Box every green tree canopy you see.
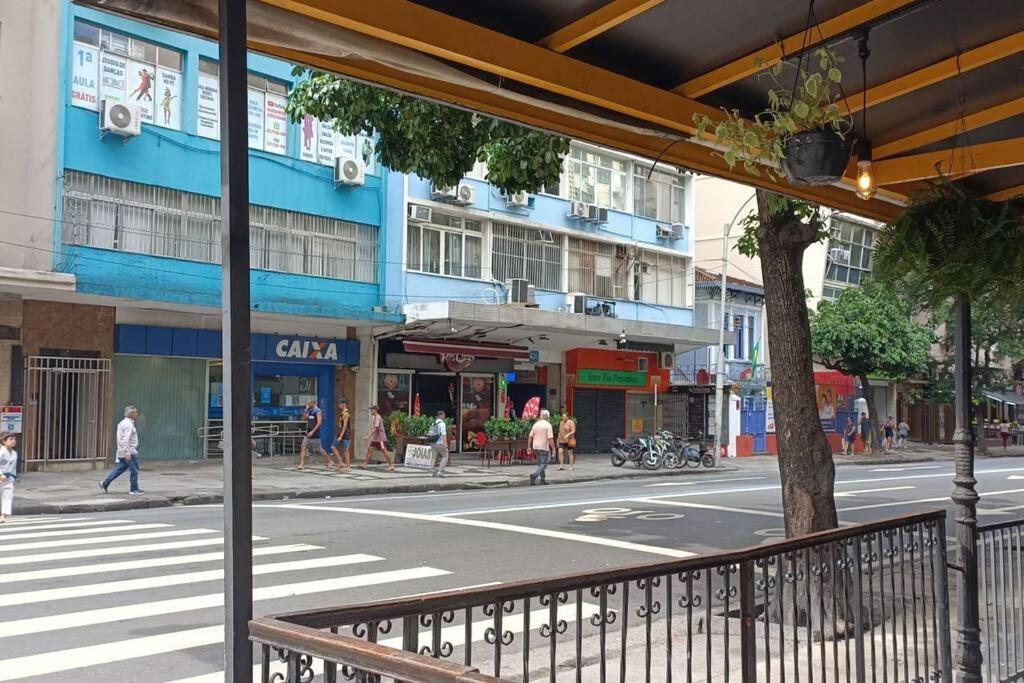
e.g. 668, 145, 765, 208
810, 283, 933, 381
286, 70, 569, 194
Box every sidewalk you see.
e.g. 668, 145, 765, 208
11, 454, 739, 515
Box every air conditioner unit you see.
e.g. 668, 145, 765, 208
587, 205, 609, 224
506, 278, 530, 305
659, 351, 676, 369
670, 223, 687, 239
506, 191, 530, 208
828, 247, 851, 264
585, 298, 616, 318
566, 292, 586, 314
334, 158, 365, 186
527, 284, 537, 305
536, 230, 555, 244
99, 100, 142, 138
656, 224, 674, 239
452, 184, 475, 206
638, 261, 652, 274
408, 204, 432, 224
431, 184, 457, 200
569, 201, 589, 220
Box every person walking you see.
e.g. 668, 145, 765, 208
556, 408, 576, 472
331, 399, 353, 473
297, 399, 337, 470
897, 418, 910, 449
100, 405, 143, 495
883, 417, 896, 450
0, 432, 18, 523
1000, 419, 1012, 449
428, 410, 450, 478
360, 405, 395, 471
528, 409, 555, 486
842, 417, 857, 455
859, 412, 873, 455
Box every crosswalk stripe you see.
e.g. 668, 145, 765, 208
0, 527, 217, 553
0, 535, 267, 567
0, 566, 450, 639
170, 601, 604, 683
3, 543, 322, 584
0, 517, 105, 531
4, 553, 385, 606
0, 522, 171, 541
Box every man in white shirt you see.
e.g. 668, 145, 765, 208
429, 410, 450, 478
528, 409, 555, 486
100, 405, 143, 495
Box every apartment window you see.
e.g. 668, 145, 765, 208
568, 237, 628, 298
193, 60, 288, 155
62, 171, 377, 282
722, 312, 756, 360
634, 168, 685, 223
634, 250, 688, 307
406, 208, 482, 279
491, 222, 562, 291
567, 146, 629, 211
825, 218, 876, 287
71, 20, 183, 130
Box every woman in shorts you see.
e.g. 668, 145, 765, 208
360, 405, 395, 471
556, 408, 577, 471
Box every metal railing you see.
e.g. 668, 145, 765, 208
978, 518, 1024, 682
258, 510, 951, 682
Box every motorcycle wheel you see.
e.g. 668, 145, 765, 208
642, 450, 664, 470
701, 452, 717, 468
662, 451, 681, 469
611, 452, 626, 467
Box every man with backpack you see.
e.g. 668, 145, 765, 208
429, 410, 450, 478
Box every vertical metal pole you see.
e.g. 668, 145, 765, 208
219, 0, 253, 681
739, 560, 757, 682
951, 298, 982, 683
713, 221, 730, 464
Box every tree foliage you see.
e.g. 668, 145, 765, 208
735, 194, 830, 258
286, 70, 569, 193
810, 283, 932, 381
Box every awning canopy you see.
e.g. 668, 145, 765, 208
402, 339, 531, 360
981, 389, 1024, 406
81, 0, 1024, 219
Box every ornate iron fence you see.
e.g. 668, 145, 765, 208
254, 510, 950, 682
978, 518, 1024, 682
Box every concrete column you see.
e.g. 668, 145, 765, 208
353, 331, 377, 445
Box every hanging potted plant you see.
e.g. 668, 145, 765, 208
694, 48, 854, 185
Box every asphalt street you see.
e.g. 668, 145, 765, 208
2, 458, 1022, 682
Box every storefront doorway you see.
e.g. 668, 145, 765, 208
572, 388, 626, 453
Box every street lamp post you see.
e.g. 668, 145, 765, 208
712, 193, 757, 464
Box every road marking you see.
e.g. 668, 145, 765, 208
1009, 475, 1024, 480
631, 498, 786, 518
0, 518, 113, 532
169, 598, 598, 683
871, 465, 943, 472
2, 544, 322, 584
978, 504, 1024, 516
0, 522, 171, 541
0, 565, 450, 638
643, 475, 767, 487
3, 553, 384, 606
266, 503, 694, 558
573, 506, 684, 522
0, 527, 217, 553
833, 486, 915, 497
0, 535, 267, 567
839, 487, 1024, 512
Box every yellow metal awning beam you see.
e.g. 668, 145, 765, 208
874, 96, 1024, 159
541, 0, 668, 53
873, 137, 1024, 185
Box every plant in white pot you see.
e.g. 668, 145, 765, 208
694, 47, 854, 185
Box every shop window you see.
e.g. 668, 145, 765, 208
62, 170, 378, 282
637, 357, 649, 373
71, 19, 183, 130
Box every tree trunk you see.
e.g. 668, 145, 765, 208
755, 191, 838, 538
858, 373, 887, 453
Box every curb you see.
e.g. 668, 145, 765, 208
12, 464, 740, 515
833, 455, 939, 467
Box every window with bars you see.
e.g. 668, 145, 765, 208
567, 237, 628, 298
61, 171, 377, 283
825, 217, 876, 288
633, 249, 688, 308
491, 222, 562, 291
405, 208, 482, 279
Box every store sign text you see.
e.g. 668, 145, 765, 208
275, 339, 339, 361
440, 353, 474, 372
576, 368, 646, 388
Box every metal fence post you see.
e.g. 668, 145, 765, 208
935, 517, 954, 683
851, 537, 867, 683
739, 560, 757, 682
951, 299, 982, 683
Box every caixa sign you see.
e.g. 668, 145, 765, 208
258, 335, 359, 365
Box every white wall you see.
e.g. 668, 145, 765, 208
692, 176, 762, 285
0, 0, 62, 272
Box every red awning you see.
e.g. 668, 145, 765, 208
403, 340, 530, 360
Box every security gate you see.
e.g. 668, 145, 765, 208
25, 356, 112, 468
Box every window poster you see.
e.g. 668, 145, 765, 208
196, 72, 220, 139
335, 134, 356, 164
358, 134, 377, 175
316, 119, 336, 165
99, 51, 127, 105
299, 115, 318, 162
126, 60, 156, 124
263, 92, 288, 155
247, 88, 265, 150
156, 68, 182, 130
71, 42, 99, 110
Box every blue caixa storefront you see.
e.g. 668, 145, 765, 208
114, 325, 358, 460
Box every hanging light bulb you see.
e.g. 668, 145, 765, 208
856, 140, 877, 200
856, 31, 877, 201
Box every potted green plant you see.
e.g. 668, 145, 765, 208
388, 413, 446, 462
693, 48, 853, 185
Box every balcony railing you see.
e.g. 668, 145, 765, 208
254, 510, 951, 682
978, 517, 1024, 682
